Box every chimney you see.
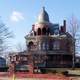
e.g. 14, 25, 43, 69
60, 26, 64, 32
63, 20, 66, 32
32, 24, 35, 31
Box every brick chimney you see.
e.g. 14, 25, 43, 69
63, 20, 66, 32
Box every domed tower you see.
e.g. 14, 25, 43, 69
34, 7, 52, 36
26, 7, 54, 51
37, 7, 49, 23
25, 7, 74, 69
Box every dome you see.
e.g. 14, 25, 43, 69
37, 7, 49, 23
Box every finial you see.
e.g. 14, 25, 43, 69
42, 6, 45, 11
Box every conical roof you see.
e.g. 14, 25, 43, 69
37, 7, 49, 23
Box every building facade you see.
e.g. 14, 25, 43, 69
25, 7, 74, 69
9, 51, 34, 73
9, 7, 74, 73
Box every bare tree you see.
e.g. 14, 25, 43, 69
0, 19, 13, 54
16, 43, 26, 52
68, 16, 80, 69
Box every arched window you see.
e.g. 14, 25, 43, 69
38, 28, 41, 35
42, 27, 46, 35
53, 40, 60, 50
28, 41, 34, 50
28, 41, 33, 46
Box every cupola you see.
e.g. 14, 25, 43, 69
37, 7, 49, 23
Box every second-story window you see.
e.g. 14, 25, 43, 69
38, 42, 41, 50
49, 40, 53, 50
38, 28, 41, 35
42, 42, 45, 50
46, 42, 49, 50
53, 40, 60, 50
28, 41, 34, 51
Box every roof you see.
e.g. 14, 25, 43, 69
37, 7, 49, 23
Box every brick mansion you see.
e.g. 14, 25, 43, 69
9, 7, 75, 73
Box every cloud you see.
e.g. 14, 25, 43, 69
10, 11, 24, 22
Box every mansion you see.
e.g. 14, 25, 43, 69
9, 7, 75, 73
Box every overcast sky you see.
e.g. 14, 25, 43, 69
0, 0, 80, 52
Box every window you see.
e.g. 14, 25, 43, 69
23, 57, 27, 61
42, 43, 45, 50
42, 27, 46, 35
40, 42, 46, 50
28, 41, 34, 50
46, 43, 49, 50
38, 42, 41, 50
49, 40, 53, 50
34, 31, 36, 36
53, 40, 60, 50
38, 28, 41, 35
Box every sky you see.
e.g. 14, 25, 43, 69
0, 0, 80, 52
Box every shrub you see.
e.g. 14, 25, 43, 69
62, 71, 68, 76
41, 69, 46, 74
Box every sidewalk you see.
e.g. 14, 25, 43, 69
0, 72, 80, 80
0, 77, 80, 80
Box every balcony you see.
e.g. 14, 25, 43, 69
28, 50, 72, 55
26, 35, 67, 41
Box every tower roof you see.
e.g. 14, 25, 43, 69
37, 7, 49, 23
